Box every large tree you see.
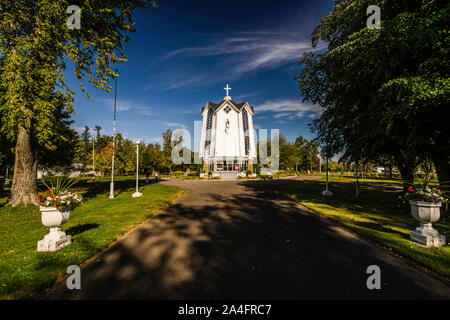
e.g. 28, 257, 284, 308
0, 127, 13, 193
297, 0, 449, 191
0, 1, 159, 205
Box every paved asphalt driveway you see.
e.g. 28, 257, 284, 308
42, 177, 450, 299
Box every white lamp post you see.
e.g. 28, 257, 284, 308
92, 136, 95, 180
322, 156, 333, 196
132, 140, 143, 198
109, 70, 118, 199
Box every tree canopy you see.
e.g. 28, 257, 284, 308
0, 1, 158, 205
297, 0, 449, 190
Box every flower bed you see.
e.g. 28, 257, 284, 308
400, 186, 447, 204
38, 177, 83, 210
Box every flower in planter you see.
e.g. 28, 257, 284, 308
401, 186, 447, 204
37, 176, 83, 210
400, 161, 448, 204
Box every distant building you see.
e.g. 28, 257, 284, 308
37, 163, 101, 179
199, 85, 257, 179
371, 166, 389, 173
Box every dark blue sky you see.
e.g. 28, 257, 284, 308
69, 0, 333, 148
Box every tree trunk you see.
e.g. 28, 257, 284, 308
9, 126, 39, 206
430, 152, 450, 193
355, 162, 360, 196
430, 151, 450, 214
397, 164, 414, 193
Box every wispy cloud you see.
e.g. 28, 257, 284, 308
70, 125, 85, 133
139, 109, 153, 116
164, 37, 312, 78
234, 91, 262, 101
163, 122, 187, 129
155, 31, 323, 89
162, 75, 211, 91
162, 37, 266, 59
143, 84, 153, 92
254, 99, 322, 120
230, 42, 311, 77
99, 98, 152, 116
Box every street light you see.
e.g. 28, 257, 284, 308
109, 70, 118, 199
92, 136, 95, 180
322, 156, 333, 196
132, 140, 143, 198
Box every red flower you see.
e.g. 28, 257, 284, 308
37, 195, 41, 198
46, 190, 51, 193
408, 187, 414, 193
436, 190, 440, 194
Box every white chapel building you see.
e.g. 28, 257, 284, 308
199, 85, 257, 177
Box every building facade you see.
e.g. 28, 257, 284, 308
199, 85, 257, 175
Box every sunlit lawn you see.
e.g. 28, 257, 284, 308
0, 177, 184, 299
315, 173, 440, 186
280, 177, 450, 278
322, 175, 403, 184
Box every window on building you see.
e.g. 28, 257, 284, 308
205, 108, 214, 151
242, 108, 250, 155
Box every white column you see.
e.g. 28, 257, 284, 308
132, 140, 143, 198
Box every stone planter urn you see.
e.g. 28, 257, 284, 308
409, 200, 446, 247
37, 206, 72, 252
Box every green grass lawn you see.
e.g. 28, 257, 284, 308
0, 177, 184, 299
320, 175, 404, 184
280, 177, 450, 278
312, 173, 440, 185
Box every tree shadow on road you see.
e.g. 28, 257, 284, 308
43, 179, 449, 300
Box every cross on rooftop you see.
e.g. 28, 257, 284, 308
224, 84, 231, 96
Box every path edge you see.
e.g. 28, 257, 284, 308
32, 186, 189, 300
